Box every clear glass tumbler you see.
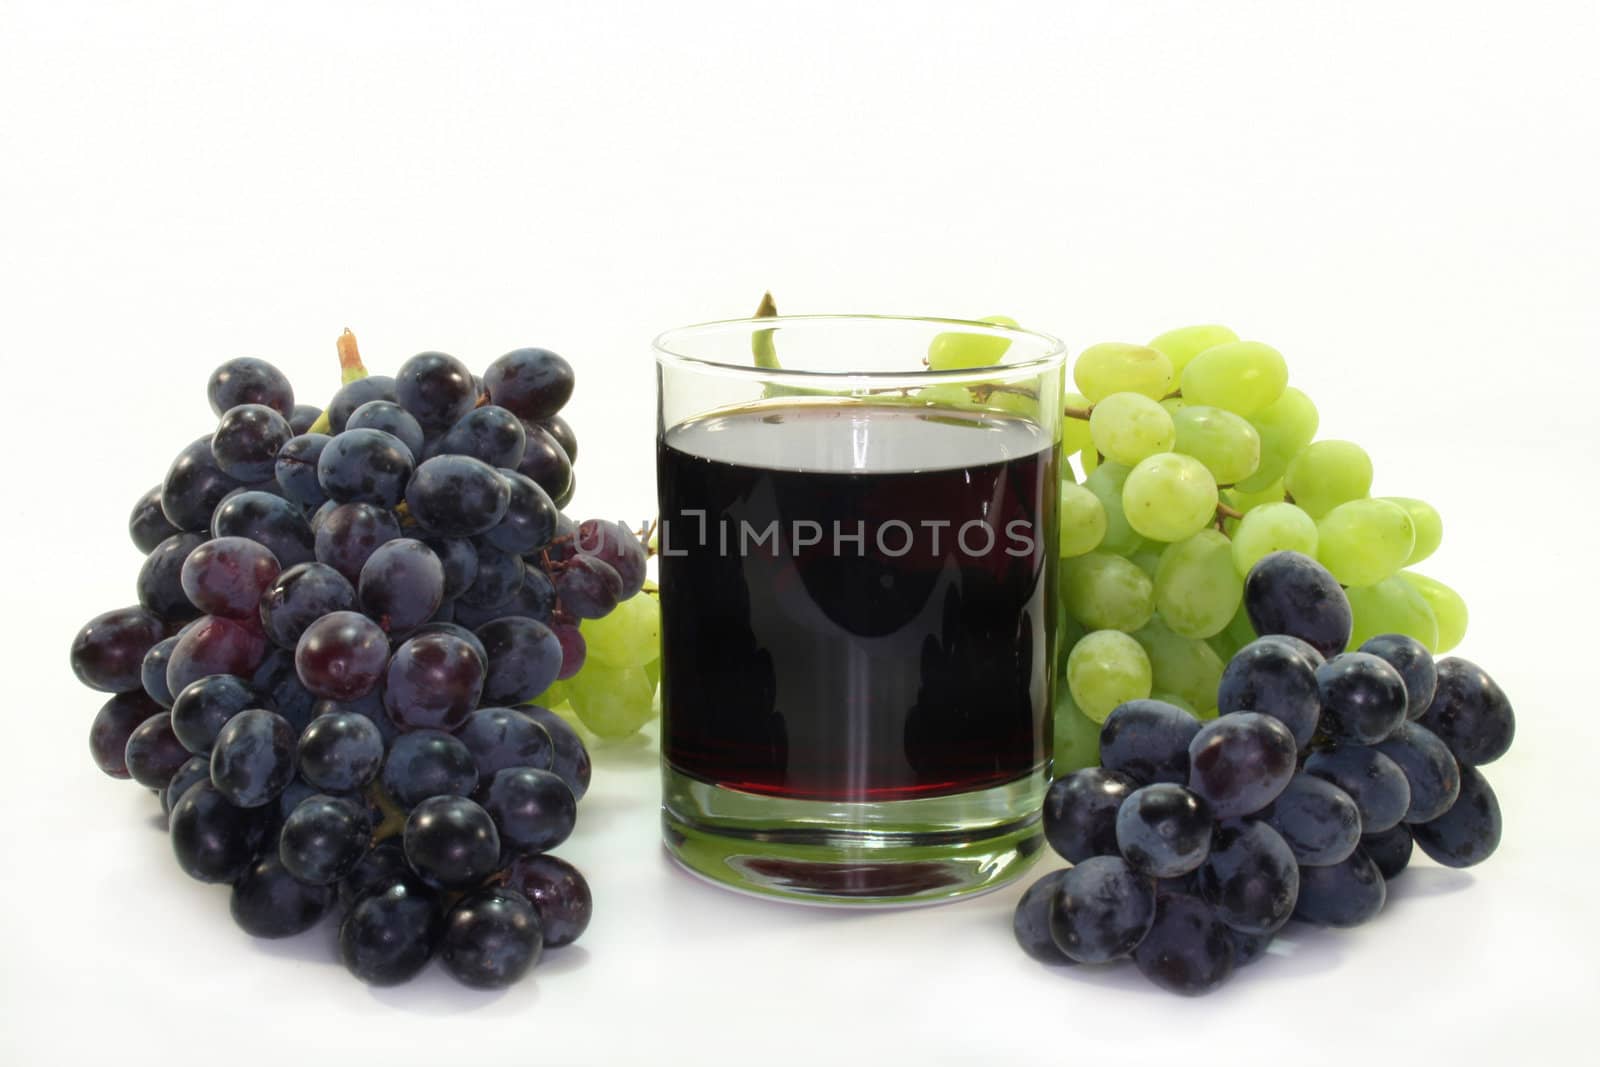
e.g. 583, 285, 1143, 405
655, 315, 1066, 904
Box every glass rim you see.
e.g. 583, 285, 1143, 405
653, 313, 1068, 382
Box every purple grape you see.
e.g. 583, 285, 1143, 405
210, 489, 315, 567
439, 888, 543, 989
383, 632, 484, 731
456, 707, 554, 779
314, 501, 402, 584
274, 432, 332, 509
179, 536, 282, 619
1264, 773, 1361, 866
1116, 784, 1213, 878
382, 729, 478, 809
484, 348, 573, 421
1194, 820, 1298, 934
1216, 636, 1322, 748
423, 537, 478, 600
575, 519, 647, 598
1048, 855, 1156, 964
515, 422, 574, 503
161, 436, 244, 532
346, 399, 425, 461
130, 484, 181, 553
165, 615, 267, 697
1132, 892, 1236, 995
482, 469, 557, 555
1303, 744, 1412, 834
169, 674, 262, 754
231, 853, 336, 939
207, 357, 294, 419
403, 795, 500, 890
1373, 722, 1462, 824
90, 692, 163, 778
501, 853, 591, 947
1416, 657, 1515, 766
339, 875, 441, 985
162, 755, 212, 815
1410, 764, 1502, 868
405, 455, 511, 538
1013, 870, 1076, 965
1242, 551, 1352, 660
316, 428, 414, 508
551, 621, 586, 680
438, 405, 526, 468
297, 711, 386, 793
259, 561, 357, 648
1097, 700, 1201, 786
170, 780, 268, 883
327, 375, 397, 434
483, 767, 576, 854
289, 405, 322, 434
395, 351, 478, 431
553, 554, 622, 619
457, 544, 523, 608
280, 793, 372, 885
209, 708, 297, 807
1361, 825, 1415, 879
1043, 766, 1136, 863
1315, 652, 1408, 744
135, 532, 205, 623
294, 610, 390, 701
358, 538, 445, 631
212, 403, 293, 482
1186, 712, 1297, 819
1358, 633, 1437, 719
1292, 849, 1386, 927
536, 414, 577, 464
141, 636, 181, 706
522, 706, 591, 801
476, 616, 562, 705
72, 605, 170, 693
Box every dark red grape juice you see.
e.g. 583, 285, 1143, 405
658, 402, 1056, 803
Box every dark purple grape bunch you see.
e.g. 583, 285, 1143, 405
1015, 551, 1515, 995
69, 339, 651, 990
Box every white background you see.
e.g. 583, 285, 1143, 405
3, 2, 1597, 1064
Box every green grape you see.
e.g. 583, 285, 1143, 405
1083, 462, 1145, 555
1058, 483, 1108, 558
1172, 405, 1261, 486
1316, 498, 1415, 587
1133, 617, 1226, 713
1346, 577, 1440, 652
1073, 343, 1174, 402
566, 662, 656, 738
643, 655, 661, 689
1224, 600, 1257, 650
1051, 683, 1102, 776
1122, 453, 1219, 542
1061, 391, 1095, 454
915, 381, 976, 409
1225, 479, 1288, 514
1077, 448, 1100, 477
1154, 530, 1243, 638
581, 593, 661, 668
1148, 324, 1240, 375
1059, 552, 1154, 632
1400, 571, 1469, 652
1066, 630, 1152, 723
1284, 439, 1373, 519
1089, 392, 1176, 466
1055, 601, 1088, 661
1129, 546, 1163, 579
1151, 691, 1200, 717
1179, 341, 1288, 416
1382, 497, 1443, 565
1237, 387, 1319, 493
1160, 396, 1187, 417
926, 314, 1017, 370
1230, 501, 1318, 576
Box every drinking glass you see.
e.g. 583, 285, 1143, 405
655, 315, 1066, 904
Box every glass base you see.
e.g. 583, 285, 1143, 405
661, 765, 1048, 906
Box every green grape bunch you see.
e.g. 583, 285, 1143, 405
935, 321, 1469, 777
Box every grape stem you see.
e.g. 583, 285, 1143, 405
752, 292, 781, 370
305, 328, 371, 435
1215, 501, 1244, 520
1063, 404, 1092, 420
